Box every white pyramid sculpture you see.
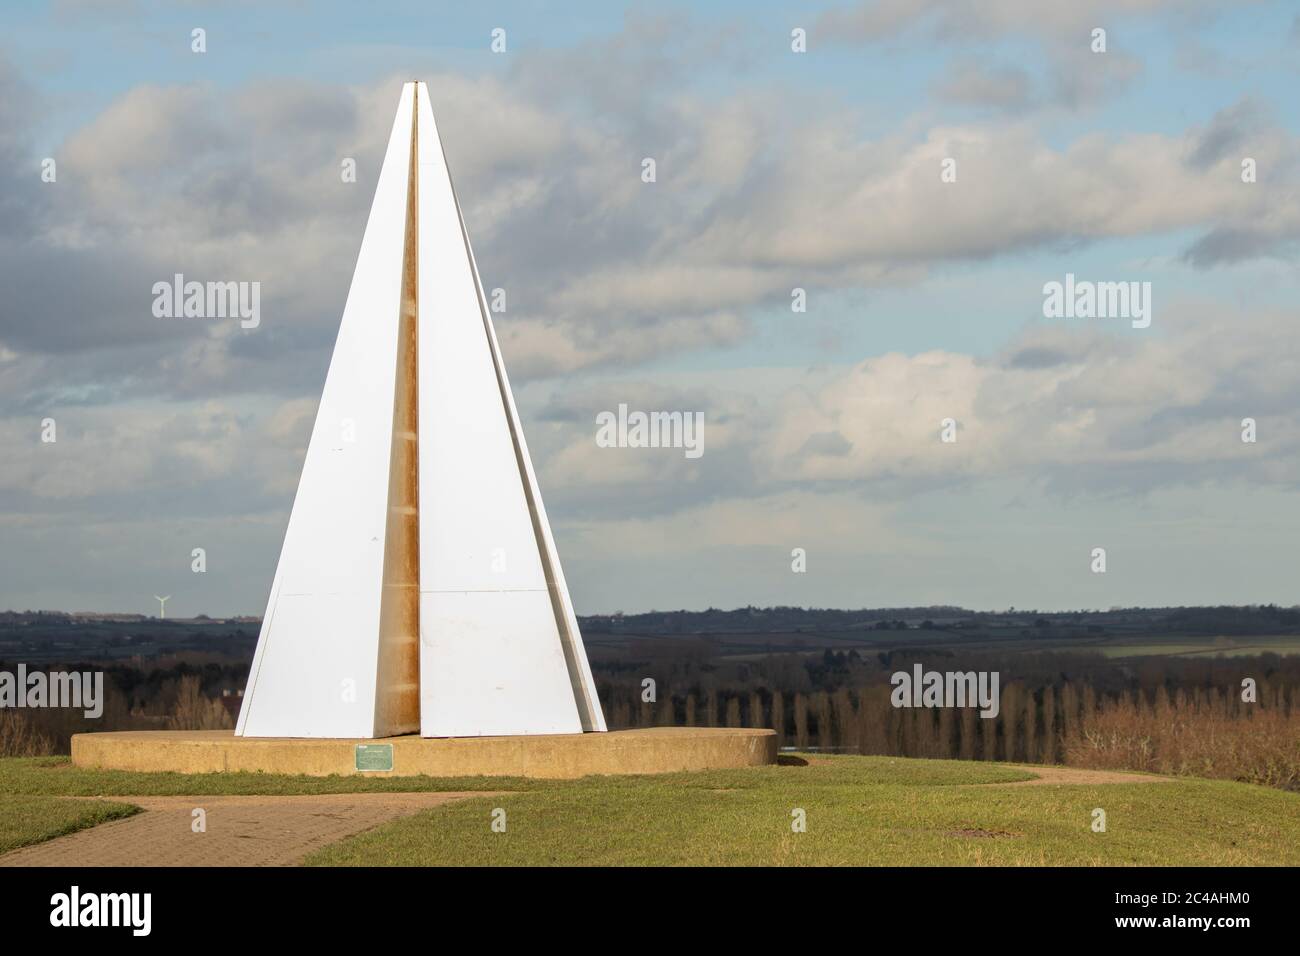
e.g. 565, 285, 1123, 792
237, 82, 606, 739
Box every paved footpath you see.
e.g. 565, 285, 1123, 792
0, 792, 498, 867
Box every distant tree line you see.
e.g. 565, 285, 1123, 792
579, 604, 1300, 637
596, 651, 1300, 791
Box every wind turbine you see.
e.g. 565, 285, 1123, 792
154, 595, 171, 620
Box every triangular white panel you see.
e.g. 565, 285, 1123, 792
237, 82, 605, 739
237, 84, 414, 739
414, 84, 604, 736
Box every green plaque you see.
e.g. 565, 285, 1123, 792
355, 743, 394, 772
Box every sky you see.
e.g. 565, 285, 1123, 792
1, 0, 1298, 617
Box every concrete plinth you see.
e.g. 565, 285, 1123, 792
70, 727, 777, 779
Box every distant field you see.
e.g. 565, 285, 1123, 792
1094, 635, 1300, 658
639, 629, 1300, 661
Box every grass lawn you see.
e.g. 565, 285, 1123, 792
0, 795, 138, 855
0, 756, 528, 796
305, 756, 1300, 866
2, 755, 1298, 865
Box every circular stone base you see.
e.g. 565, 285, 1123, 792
70, 727, 777, 779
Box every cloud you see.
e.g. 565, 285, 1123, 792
1182, 226, 1298, 268
2, 11, 1298, 614
934, 60, 1035, 113
4, 46, 1296, 499
757, 302, 1300, 496
814, 0, 1268, 110
0, 398, 310, 509
5, 37, 1298, 395
816, 0, 1236, 45
799, 430, 854, 458
1187, 99, 1267, 169
517, 291, 1300, 532
685, 119, 1298, 272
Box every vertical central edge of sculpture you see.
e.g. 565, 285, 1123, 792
235, 81, 607, 739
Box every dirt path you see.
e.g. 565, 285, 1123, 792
0, 791, 500, 867
992, 765, 1175, 786
802, 756, 1174, 785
